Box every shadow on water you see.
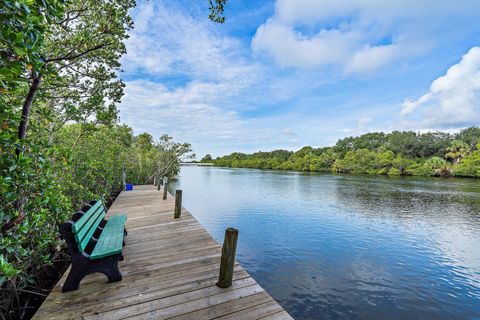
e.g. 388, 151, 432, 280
171, 167, 480, 320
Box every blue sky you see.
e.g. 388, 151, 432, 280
119, 0, 480, 158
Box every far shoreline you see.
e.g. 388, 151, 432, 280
184, 163, 480, 180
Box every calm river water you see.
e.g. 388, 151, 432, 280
170, 166, 480, 320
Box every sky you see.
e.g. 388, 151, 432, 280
118, 0, 480, 158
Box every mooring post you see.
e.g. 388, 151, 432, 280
162, 177, 168, 200
153, 177, 157, 186
157, 175, 161, 190
174, 190, 182, 219
216, 228, 239, 288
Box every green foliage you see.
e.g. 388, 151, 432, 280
52, 124, 130, 204
0, 123, 190, 301
309, 148, 338, 171
1, 0, 134, 299
455, 127, 480, 149
215, 150, 292, 170
453, 145, 480, 177
0, 1, 227, 317
0, 140, 73, 290
0, 0, 67, 92
153, 134, 194, 180
0, 1, 195, 316
214, 127, 480, 178
208, 0, 228, 23
335, 132, 386, 155
0, 254, 19, 287
445, 140, 471, 164
201, 154, 213, 162
36, 0, 135, 131
383, 131, 451, 158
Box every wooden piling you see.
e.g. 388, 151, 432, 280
157, 176, 161, 190
162, 177, 168, 200
174, 189, 182, 219
153, 177, 156, 186
216, 228, 239, 288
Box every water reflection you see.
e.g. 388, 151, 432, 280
171, 167, 480, 320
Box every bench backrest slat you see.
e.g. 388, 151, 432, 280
72, 201, 102, 233
72, 200, 106, 251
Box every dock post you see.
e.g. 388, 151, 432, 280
157, 175, 161, 190
216, 228, 239, 288
153, 177, 157, 186
174, 190, 182, 219
163, 177, 168, 200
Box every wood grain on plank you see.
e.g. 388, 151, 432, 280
33, 185, 293, 320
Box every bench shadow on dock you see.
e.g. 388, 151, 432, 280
33, 185, 293, 319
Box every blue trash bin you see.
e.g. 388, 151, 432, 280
125, 184, 133, 191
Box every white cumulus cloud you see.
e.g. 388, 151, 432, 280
119, 80, 277, 156
401, 46, 480, 128
252, 0, 480, 74
122, 1, 256, 82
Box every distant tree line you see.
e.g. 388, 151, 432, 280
213, 127, 480, 178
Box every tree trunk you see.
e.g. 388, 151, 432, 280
18, 74, 42, 140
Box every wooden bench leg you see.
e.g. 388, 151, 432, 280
63, 267, 88, 292
60, 223, 90, 292
107, 268, 122, 283
62, 254, 89, 292
90, 255, 123, 283
62, 253, 123, 292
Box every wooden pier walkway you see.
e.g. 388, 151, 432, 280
34, 185, 293, 319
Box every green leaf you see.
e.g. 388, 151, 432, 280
0, 113, 9, 122
14, 46, 27, 56
15, 32, 23, 44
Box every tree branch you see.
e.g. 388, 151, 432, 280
45, 44, 108, 63
59, 62, 110, 81
58, 8, 89, 28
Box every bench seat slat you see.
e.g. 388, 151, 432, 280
105, 214, 127, 228
90, 233, 122, 259
90, 214, 127, 259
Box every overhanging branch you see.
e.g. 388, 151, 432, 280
45, 44, 108, 63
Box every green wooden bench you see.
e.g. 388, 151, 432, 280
59, 200, 127, 292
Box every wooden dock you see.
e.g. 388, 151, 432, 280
33, 185, 293, 319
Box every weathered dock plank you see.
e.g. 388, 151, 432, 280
33, 185, 293, 319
